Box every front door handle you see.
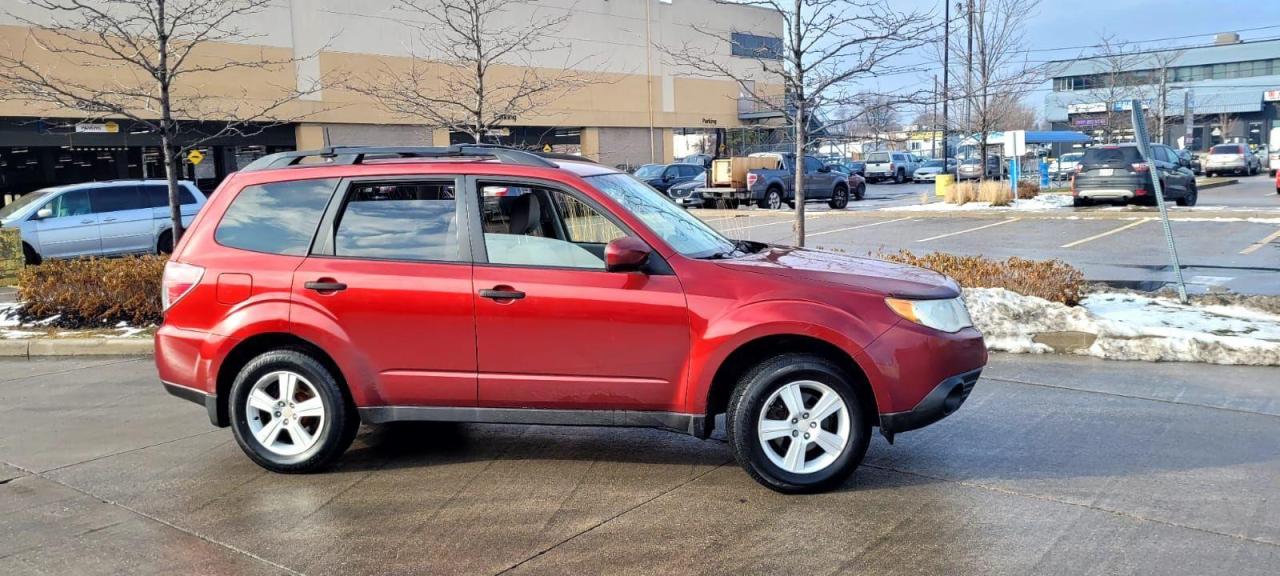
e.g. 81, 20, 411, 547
102, 217, 117, 222
479, 287, 525, 301
304, 280, 347, 293
80, 219, 94, 224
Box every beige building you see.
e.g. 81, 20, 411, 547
0, 0, 782, 193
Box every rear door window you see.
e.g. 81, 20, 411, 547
333, 181, 460, 262
215, 179, 338, 255
90, 185, 147, 213
144, 184, 197, 207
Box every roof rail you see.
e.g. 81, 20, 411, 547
240, 144, 558, 172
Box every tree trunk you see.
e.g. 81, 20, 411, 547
793, 102, 806, 247
161, 132, 183, 250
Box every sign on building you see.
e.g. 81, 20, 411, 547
1264, 90, 1280, 102
74, 121, 119, 133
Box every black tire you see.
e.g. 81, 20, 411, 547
1269, 169, 1276, 177
894, 170, 906, 184
1072, 197, 1091, 207
229, 350, 357, 473
1176, 184, 1198, 207
726, 353, 872, 494
157, 229, 174, 255
828, 185, 849, 209
22, 242, 41, 266
852, 182, 866, 201
758, 186, 784, 210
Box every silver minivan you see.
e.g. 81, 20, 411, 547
0, 180, 206, 264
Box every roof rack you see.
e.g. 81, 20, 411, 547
240, 144, 558, 172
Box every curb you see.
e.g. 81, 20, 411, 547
1198, 179, 1238, 190
0, 338, 153, 358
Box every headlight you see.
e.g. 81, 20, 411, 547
885, 297, 973, 333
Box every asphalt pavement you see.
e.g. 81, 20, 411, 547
1, 355, 1277, 575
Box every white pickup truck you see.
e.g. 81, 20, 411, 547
864, 151, 922, 184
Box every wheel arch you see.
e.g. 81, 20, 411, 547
700, 333, 877, 439
213, 332, 353, 427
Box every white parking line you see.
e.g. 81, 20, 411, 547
1060, 218, 1151, 248
808, 216, 913, 237
1240, 228, 1280, 255
916, 218, 1020, 242
724, 214, 826, 231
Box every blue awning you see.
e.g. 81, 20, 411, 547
1022, 131, 1092, 144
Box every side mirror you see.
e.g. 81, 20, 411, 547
35, 207, 53, 220
605, 237, 652, 273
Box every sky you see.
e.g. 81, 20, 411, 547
863, 1, 1280, 121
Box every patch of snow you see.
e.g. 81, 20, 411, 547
963, 288, 1280, 365
885, 194, 1074, 212
32, 314, 61, 326
0, 302, 21, 327
1, 329, 42, 339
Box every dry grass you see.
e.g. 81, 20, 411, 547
18, 256, 166, 327
942, 180, 1040, 206
881, 250, 1086, 305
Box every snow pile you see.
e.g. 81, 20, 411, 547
963, 288, 1280, 365
887, 194, 1074, 212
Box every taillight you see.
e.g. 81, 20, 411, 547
1131, 163, 1150, 173
162, 261, 204, 311
1074, 164, 1084, 173
889, 162, 895, 171
746, 173, 759, 187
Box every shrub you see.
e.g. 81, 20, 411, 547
18, 256, 166, 327
1016, 180, 1040, 199
944, 181, 979, 205
880, 250, 1085, 305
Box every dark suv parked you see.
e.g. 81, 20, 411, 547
1072, 144, 1197, 207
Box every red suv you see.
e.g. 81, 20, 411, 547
157, 145, 986, 493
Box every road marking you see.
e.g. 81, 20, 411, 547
916, 218, 1020, 242
1060, 218, 1151, 248
1240, 228, 1280, 255
723, 213, 825, 231
808, 216, 913, 237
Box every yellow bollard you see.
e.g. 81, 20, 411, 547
935, 174, 954, 198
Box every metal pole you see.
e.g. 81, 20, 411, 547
1130, 99, 1188, 303
1183, 90, 1193, 149
942, 0, 949, 163
932, 75, 939, 158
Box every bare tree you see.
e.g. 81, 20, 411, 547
349, 0, 597, 145
662, 0, 932, 246
0, 0, 322, 247
858, 95, 900, 150
1081, 34, 1147, 143
1150, 49, 1184, 144
1214, 111, 1239, 146
941, 0, 1042, 176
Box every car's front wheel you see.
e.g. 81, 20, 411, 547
229, 350, 357, 473
1176, 183, 1198, 206
828, 185, 849, 209
852, 182, 866, 201
727, 353, 871, 493
894, 170, 906, 184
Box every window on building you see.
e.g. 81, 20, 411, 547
731, 32, 782, 59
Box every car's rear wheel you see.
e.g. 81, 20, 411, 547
1073, 197, 1091, 207
230, 350, 357, 473
22, 242, 41, 266
727, 353, 871, 494
157, 230, 174, 255
828, 185, 849, 209
852, 182, 866, 201
759, 187, 784, 210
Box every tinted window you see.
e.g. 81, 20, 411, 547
334, 181, 459, 261
215, 179, 337, 256
42, 189, 91, 218
803, 157, 824, 173
677, 165, 701, 177
1082, 147, 1142, 166
90, 185, 147, 213
479, 182, 623, 269
144, 184, 197, 207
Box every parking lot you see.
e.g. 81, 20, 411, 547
1, 355, 1278, 575
698, 175, 1280, 294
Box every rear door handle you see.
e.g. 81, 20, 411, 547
80, 219, 94, 224
479, 288, 525, 301
304, 280, 347, 293
102, 218, 117, 222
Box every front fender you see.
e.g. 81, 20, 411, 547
684, 299, 894, 414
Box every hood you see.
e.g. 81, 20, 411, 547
717, 246, 960, 299
915, 167, 942, 174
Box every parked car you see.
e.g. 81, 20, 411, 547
1071, 143, 1197, 207
667, 169, 707, 208
1203, 143, 1260, 177
1268, 149, 1279, 177
0, 179, 205, 264
826, 159, 866, 177
863, 151, 921, 184
912, 159, 957, 183
1049, 153, 1083, 180
157, 144, 986, 494
956, 156, 1004, 180
844, 170, 867, 201
1173, 149, 1202, 176
632, 162, 704, 193
698, 153, 852, 210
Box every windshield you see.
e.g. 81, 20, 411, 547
633, 164, 665, 179
866, 152, 890, 163
922, 160, 945, 168
586, 173, 736, 258
0, 189, 52, 220
1061, 153, 1083, 162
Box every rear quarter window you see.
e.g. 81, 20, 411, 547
215, 178, 338, 255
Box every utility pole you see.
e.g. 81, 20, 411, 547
932, 75, 939, 158
942, 0, 950, 163
1183, 90, 1194, 149
965, 0, 974, 159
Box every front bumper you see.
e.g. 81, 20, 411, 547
914, 173, 939, 181
879, 368, 981, 435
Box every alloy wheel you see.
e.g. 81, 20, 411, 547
767, 190, 783, 210
757, 380, 850, 475
245, 370, 326, 456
